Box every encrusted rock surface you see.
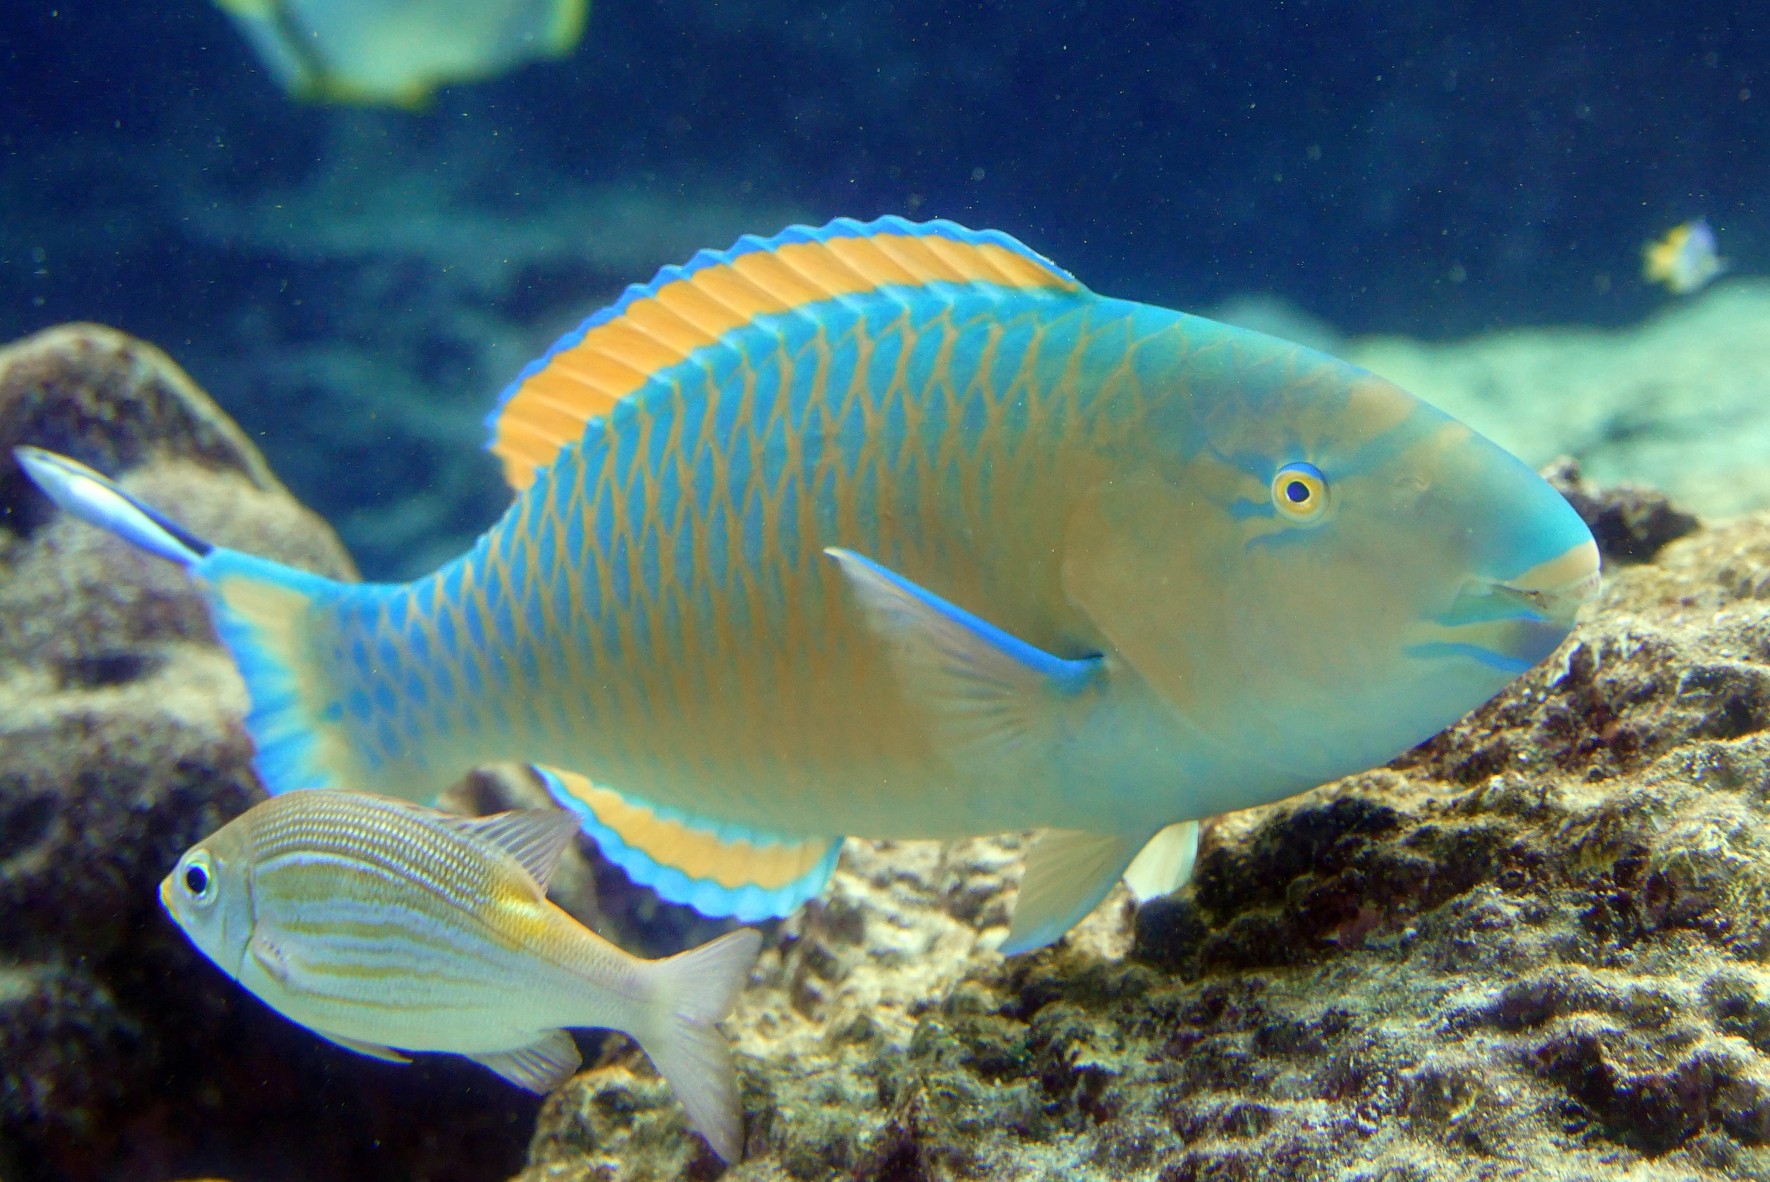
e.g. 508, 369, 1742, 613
0, 325, 538, 1182
520, 511, 1770, 1178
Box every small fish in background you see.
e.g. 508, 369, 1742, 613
213, 0, 590, 107
159, 790, 760, 1162
1643, 217, 1727, 294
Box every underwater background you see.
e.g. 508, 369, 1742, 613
2, 2, 1765, 577
4, 4, 1770, 1182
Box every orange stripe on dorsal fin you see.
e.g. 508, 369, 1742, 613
484, 217, 1085, 491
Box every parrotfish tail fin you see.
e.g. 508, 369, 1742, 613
1002, 829, 1148, 956
196, 548, 372, 795
12, 447, 213, 566
635, 927, 764, 1163
12, 446, 370, 795
534, 767, 842, 921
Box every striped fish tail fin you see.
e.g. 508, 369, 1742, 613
630, 927, 763, 1163
13, 446, 373, 796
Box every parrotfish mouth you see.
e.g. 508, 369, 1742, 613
1421, 539, 1602, 674
1486, 538, 1603, 624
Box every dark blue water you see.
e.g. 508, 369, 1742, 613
0, 1, 1760, 573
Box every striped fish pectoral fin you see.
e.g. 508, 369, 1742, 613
466, 1030, 582, 1093
1122, 820, 1202, 903
533, 767, 841, 922
313, 1029, 413, 1065
1000, 829, 1145, 957
824, 547, 1104, 769
439, 808, 582, 891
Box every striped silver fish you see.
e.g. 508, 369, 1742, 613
159, 790, 761, 1161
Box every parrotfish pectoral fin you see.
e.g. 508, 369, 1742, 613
634, 928, 763, 1163
313, 1029, 413, 1065
1121, 820, 1201, 903
824, 547, 1103, 766
12, 446, 213, 566
439, 808, 581, 892
467, 1030, 582, 1093
535, 768, 840, 922
1002, 829, 1145, 956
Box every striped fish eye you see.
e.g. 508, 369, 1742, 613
182, 853, 217, 907
1271, 462, 1329, 523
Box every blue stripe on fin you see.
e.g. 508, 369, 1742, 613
533, 766, 841, 922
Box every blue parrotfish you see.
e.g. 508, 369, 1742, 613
17, 216, 1601, 955
161, 790, 759, 1161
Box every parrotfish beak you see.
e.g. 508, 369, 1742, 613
1455, 536, 1602, 669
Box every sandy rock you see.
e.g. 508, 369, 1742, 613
0, 325, 533, 1182
519, 514, 1770, 1178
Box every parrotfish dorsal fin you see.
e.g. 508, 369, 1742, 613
441, 808, 582, 890
484, 216, 1086, 491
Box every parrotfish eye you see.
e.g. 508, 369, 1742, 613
182, 854, 216, 906
1271, 462, 1329, 523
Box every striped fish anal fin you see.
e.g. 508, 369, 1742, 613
440, 808, 581, 891
313, 1029, 413, 1065
1122, 820, 1201, 903
484, 216, 1085, 490
467, 1030, 582, 1093
533, 768, 840, 922
824, 547, 1103, 769
1001, 829, 1144, 956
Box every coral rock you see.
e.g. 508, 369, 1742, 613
0, 325, 534, 1182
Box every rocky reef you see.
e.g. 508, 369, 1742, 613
6, 323, 1770, 1182
0, 326, 539, 1182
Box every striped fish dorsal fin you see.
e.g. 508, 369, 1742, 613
484, 215, 1087, 491
532, 767, 842, 922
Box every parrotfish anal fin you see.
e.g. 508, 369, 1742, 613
533, 767, 840, 922
313, 1029, 412, 1065
441, 808, 581, 891
1002, 829, 1143, 956
1122, 820, 1201, 903
484, 216, 1085, 491
825, 547, 1103, 767
467, 1030, 582, 1094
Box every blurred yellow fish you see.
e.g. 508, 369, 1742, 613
160, 790, 760, 1161
1643, 218, 1726, 294
214, 0, 589, 107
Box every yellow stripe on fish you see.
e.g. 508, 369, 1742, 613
160, 790, 760, 1162
17, 215, 1601, 956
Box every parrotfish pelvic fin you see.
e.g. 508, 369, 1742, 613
1002, 828, 1147, 956
438, 808, 581, 891
824, 547, 1104, 769
1121, 820, 1202, 903
466, 1031, 581, 1093
12, 446, 213, 566
534, 767, 841, 922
